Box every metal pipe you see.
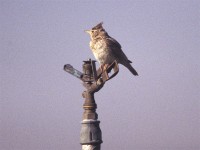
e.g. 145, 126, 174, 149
80, 60, 102, 150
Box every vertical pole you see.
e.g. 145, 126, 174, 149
80, 60, 102, 150
64, 59, 119, 150
80, 91, 102, 150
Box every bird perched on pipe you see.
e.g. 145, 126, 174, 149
85, 22, 138, 76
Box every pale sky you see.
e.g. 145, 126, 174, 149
1, 1, 200, 150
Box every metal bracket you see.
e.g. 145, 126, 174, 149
64, 59, 119, 94
96, 60, 119, 82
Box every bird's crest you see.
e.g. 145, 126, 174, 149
92, 22, 103, 30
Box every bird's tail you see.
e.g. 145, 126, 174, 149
122, 62, 138, 76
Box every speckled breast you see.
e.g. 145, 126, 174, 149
90, 39, 116, 65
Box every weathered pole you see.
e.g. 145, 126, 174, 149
64, 59, 119, 150
80, 60, 102, 150
80, 91, 102, 150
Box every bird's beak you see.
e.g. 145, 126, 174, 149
84, 30, 91, 34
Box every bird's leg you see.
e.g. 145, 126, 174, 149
100, 64, 109, 72
100, 64, 109, 81
100, 64, 104, 72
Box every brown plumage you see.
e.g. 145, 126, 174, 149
85, 22, 138, 76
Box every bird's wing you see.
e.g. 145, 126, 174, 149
105, 37, 132, 63
106, 37, 122, 49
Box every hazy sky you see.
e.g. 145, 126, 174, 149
1, 1, 200, 150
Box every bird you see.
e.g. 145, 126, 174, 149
85, 22, 138, 76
